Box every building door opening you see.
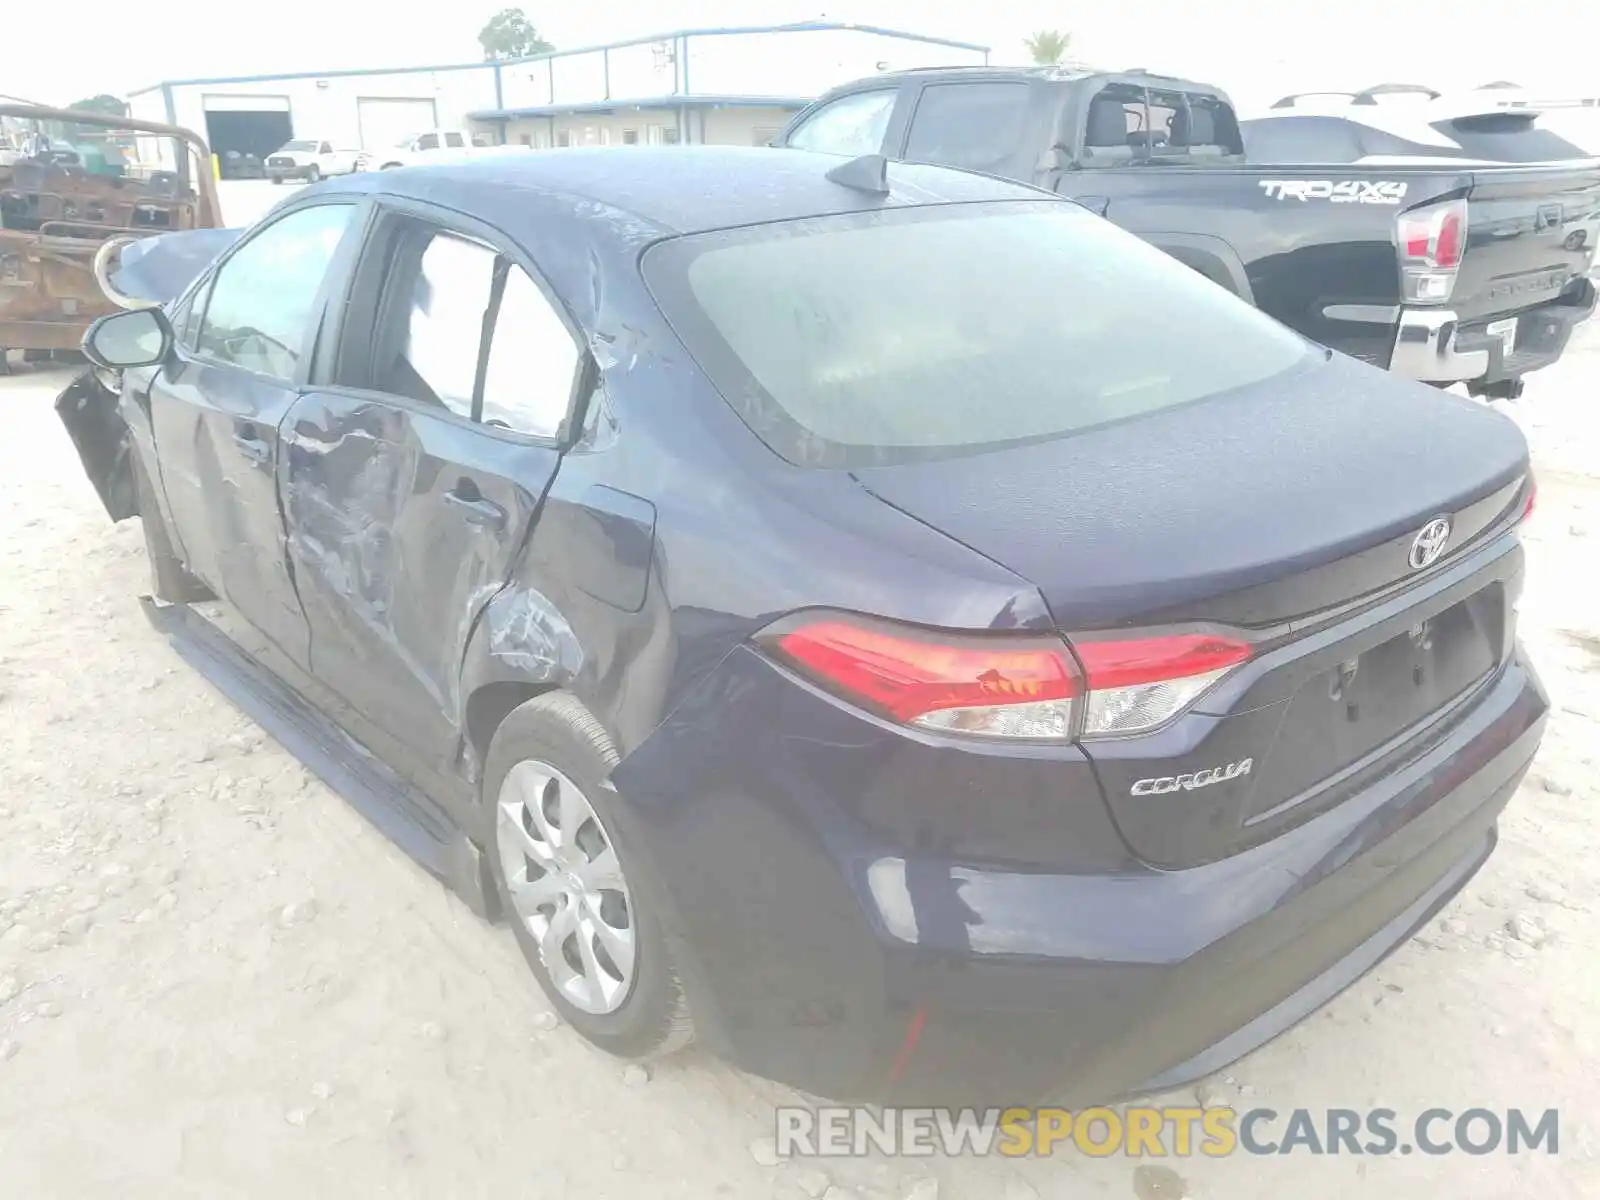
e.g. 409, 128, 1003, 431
202, 94, 293, 177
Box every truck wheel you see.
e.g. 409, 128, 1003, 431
306, 166, 321, 183
270, 176, 284, 185
484, 692, 695, 1060
132, 455, 212, 604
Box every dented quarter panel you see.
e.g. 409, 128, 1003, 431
469, 265, 1053, 770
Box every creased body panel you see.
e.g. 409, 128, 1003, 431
280, 390, 558, 769
54, 371, 138, 520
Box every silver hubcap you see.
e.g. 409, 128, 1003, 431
496, 761, 636, 1015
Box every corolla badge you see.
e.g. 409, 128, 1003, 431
1408, 517, 1452, 571
1131, 758, 1253, 796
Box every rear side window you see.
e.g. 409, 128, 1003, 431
417, 133, 439, 150
904, 82, 1033, 172
1085, 86, 1243, 160
785, 90, 896, 156
480, 267, 581, 438
349, 216, 581, 439
644, 202, 1311, 469
402, 232, 496, 417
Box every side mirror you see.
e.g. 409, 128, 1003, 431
82, 307, 173, 370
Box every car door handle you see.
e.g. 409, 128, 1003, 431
444, 489, 506, 530
232, 432, 272, 468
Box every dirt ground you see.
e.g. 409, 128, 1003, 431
0, 316, 1596, 1199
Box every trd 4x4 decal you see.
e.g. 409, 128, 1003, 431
1258, 180, 1409, 205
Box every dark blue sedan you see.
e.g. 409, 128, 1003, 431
58, 146, 1546, 1104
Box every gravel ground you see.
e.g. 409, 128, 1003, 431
0, 318, 1595, 1198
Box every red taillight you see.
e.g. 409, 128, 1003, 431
1397, 198, 1468, 303
772, 620, 1079, 724
764, 615, 1253, 741
1072, 634, 1253, 690
1398, 199, 1468, 267
1521, 474, 1537, 522
1434, 208, 1464, 269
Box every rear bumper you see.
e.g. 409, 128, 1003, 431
266, 163, 317, 180
1389, 277, 1597, 384
611, 644, 1548, 1105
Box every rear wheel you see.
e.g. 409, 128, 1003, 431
485, 692, 694, 1059
270, 176, 284, 185
306, 165, 321, 183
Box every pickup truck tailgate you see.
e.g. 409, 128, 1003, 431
1453, 163, 1600, 322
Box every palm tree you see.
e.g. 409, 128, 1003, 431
1024, 29, 1072, 65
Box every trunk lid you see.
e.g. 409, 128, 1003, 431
851, 352, 1530, 866
850, 353, 1526, 631
1450, 162, 1600, 322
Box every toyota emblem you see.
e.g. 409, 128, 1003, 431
1408, 517, 1452, 570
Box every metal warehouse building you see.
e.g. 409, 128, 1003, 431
125, 22, 990, 163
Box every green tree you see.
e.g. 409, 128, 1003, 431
1023, 29, 1072, 65
478, 8, 553, 60
68, 94, 128, 116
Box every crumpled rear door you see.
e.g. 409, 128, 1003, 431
280, 390, 558, 766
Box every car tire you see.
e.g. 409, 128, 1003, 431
270, 176, 284, 185
380, 162, 402, 170
484, 691, 694, 1060
132, 453, 212, 604
306, 166, 321, 183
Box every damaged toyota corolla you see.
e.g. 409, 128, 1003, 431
54, 146, 1546, 1106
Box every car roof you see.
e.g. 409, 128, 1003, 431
322, 145, 1054, 239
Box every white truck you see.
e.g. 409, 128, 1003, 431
264, 139, 368, 184
371, 129, 527, 170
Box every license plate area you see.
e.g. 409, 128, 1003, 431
1243, 586, 1503, 821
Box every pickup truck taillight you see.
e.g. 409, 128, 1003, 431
1397, 197, 1467, 304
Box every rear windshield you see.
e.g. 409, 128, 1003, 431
643, 201, 1312, 468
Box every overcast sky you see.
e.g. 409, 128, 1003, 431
7, 0, 1593, 113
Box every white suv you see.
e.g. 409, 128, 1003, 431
265, 140, 367, 184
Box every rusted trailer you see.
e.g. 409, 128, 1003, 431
0, 103, 221, 370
